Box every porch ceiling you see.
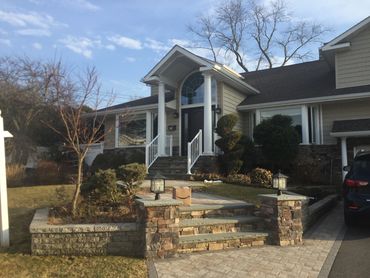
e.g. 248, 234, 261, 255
159, 55, 200, 85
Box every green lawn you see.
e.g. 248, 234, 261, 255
200, 183, 276, 205
0, 184, 147, 278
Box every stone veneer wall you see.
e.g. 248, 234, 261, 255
30, 208, 144, 256
259, 194, 305, 246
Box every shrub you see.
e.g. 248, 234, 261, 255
225, 174, 251, 186
6, 164, 26, 186
81, 169, 120, 203
35, 160, 62, 185
116, 163, 147, 195
192, 172, 223, 181
90, 153, 127, 173
253, 115, 300, 170
215, 114, 243, 175
250, 167, 272, 187
239, 135, 256, 172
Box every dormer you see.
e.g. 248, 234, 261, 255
321, 16, 370, 89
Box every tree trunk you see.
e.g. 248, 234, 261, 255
72, 158, 83, 216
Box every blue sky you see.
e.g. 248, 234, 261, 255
0, 0, 369, 105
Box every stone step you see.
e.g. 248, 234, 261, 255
179, 216, 264, 236
178, 231, 269, 253
179, 203, 256, 219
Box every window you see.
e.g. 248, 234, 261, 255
118, 113, 146, 146
308, 106, 320, 144
181, 72, 217, 105
260, 107, 303, 141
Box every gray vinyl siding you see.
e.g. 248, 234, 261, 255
322, 99, 370, 144
221, 83, 247, 131
104, 115, 116, 149
151, 85, 158, 96
335, 26, 370, 88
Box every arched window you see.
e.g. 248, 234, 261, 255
181, 72, 216, 105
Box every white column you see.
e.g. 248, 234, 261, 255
158, 81, 166, 156
203, 72, 213, 155
0, 111, 10, 247
341, 137, 348, 180
301, 105, 310, 144
145, 111, 152, 144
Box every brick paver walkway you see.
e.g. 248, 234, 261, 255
154, 204, 343, 278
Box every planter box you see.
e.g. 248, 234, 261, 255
30, 208, 144, 256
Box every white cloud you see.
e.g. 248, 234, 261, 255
0, 10, 61, 29
72, 0, 100, 11
0, 39, 11, 46
32, 42, 42, 50
144, 38, 170, 52
59, 36, 101, 58
125, 57, 136, 63
108, 35, 142, 50
17, 28, 51, 36
0, 28, 7, 35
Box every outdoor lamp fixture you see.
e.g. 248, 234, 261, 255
150, 173, 166, 200
215, 106, 222, 114
173, 111, 179, 118
272, 171, 288, 196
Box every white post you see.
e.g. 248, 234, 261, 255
301, 105, 310, 144
158, 81, 166, 156
145, 111, 152, 144
0, 110, 11, 247
203, 72, 213, 155
341, 137, 348, 180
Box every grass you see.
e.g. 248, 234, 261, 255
200, 183, 276, 205
0, 184, 147, 278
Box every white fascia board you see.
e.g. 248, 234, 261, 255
330, 130, 370, 138
321, 42, 351, 52
237, 91, 370, 111
84, 104, 158, 117
142, 45, 213, 83
321, 16, 370, 52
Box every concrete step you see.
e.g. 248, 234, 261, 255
179, 203, 256, 219
178, 231, 269, 253
179, 216, 264, 235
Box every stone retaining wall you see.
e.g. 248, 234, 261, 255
30, 208, 144, 256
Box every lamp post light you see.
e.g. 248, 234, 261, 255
272, 171, 288, 196
150, 173, 166, 200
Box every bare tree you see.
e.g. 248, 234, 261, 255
44, 62, 114, 215
189, 0, 329, 71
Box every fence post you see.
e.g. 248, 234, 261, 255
0, 110, 12, 247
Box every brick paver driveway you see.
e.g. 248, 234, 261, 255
153, 204, 344, 278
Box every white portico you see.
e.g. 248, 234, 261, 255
141, 45, 259, 172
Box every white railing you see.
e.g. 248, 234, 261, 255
145, 135, 159, 172
165, 135, 173, 156
187, 130, 203, 174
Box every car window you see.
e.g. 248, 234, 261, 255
353, 155, 370, 180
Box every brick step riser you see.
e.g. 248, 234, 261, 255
178, 236, 266, 254
179, 208, 255, 219
179, 222, 264, 236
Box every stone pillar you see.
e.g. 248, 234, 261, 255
136, 199, 182, 258
203, 72, 213, 155
341, 137, 348, 180
259, 194, 305, 246
158, 81, 166, 156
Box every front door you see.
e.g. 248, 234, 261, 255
181, 107, 204, 156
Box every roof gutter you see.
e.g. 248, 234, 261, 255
330, 130, 370, 138
237, 91, 370, 111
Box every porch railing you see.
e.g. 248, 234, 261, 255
165, 135, 173, 156
187, 129, 203, 174
145, 134, 173, 172
145, 135, 159, 172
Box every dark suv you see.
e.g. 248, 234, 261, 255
343, 151, 370, 226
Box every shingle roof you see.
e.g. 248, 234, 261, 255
332, 118, 370, 133
98, 91, 175, 112
239, 60, 370, 107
